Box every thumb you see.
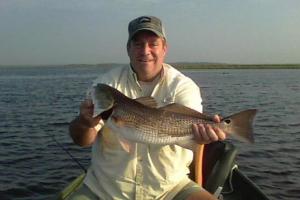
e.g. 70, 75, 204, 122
91, 113, 102, 126
94, 113, 102, 122
213, 114, 222, 123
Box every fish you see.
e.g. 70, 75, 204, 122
92, 83, 257, 152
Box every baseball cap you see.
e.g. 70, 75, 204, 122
128, 16, 166, 41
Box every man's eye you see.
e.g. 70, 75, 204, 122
134, 43, 143, 47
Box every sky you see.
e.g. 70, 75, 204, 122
1, 0, 300, 66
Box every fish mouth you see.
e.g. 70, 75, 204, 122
100, 107, 114, 120
93, 84, 115, 113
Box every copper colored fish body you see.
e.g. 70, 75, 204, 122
92, 84, 257, 151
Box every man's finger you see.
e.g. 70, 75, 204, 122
206, 125, 218, 142
94, 113, 102, 123
81, 99, 93, 108
192, 124, 201, 140
212, 114, 221, 123
213, 127, 226, 141
200, 124, 210, 142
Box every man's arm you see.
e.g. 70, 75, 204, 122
69, 99, 102, 147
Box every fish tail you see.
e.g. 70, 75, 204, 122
223, 109, 257, 143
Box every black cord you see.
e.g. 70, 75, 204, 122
47, 133, 87, 173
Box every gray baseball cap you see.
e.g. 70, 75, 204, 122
128, 16, 166, 41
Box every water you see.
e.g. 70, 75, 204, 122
0, 66, 299, 199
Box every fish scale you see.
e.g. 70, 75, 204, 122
116, 106, 194, 138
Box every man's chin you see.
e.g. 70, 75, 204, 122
137, 62, 153, 68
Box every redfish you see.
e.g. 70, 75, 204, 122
92, 83, 256, 152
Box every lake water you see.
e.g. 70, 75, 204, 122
0, 66, 299, 199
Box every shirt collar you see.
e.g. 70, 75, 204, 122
128, 63, 166, 84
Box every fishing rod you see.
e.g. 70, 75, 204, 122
46, 132, 87, 173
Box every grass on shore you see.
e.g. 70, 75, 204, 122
171, 63, 300, 69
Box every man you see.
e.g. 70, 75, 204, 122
69, 16, 226, 200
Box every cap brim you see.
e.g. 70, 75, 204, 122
129, 27, 165, 41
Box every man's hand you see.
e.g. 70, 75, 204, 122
69, 99, 102, 147
192, 115, 226, 144
79, 99, 102, 128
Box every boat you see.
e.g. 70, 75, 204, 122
189, 141, 270, 200
57, 141, 270, 200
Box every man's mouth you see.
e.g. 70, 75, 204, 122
138, 59, 152, 63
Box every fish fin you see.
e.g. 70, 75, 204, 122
135, 96, 158, 108
118, 137, 135, 153
159, 103, 213, 121
176, 140, 199, 152
223, 109, 257, 143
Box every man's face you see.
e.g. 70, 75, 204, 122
127, 31, 167, 81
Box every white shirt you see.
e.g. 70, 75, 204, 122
84, 63, 202, 200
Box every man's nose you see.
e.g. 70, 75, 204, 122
141, 43, 151, 55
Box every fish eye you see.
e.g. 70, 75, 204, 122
224, 119, 231, 124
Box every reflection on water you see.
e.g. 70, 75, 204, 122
0, 66, 299, 199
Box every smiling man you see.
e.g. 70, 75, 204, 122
127, 16, 167, 82
69, 16, 225, 200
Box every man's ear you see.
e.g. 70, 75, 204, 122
126, 41, 131, 55
163, 42, 168, 56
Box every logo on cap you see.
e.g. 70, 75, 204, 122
138, 17, 151, 23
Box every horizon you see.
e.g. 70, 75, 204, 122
1, 1, 300, 66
